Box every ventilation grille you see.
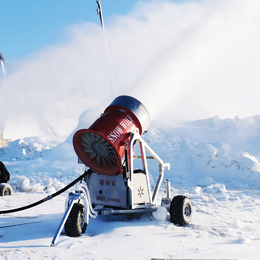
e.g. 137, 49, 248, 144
81, 132, 119, 173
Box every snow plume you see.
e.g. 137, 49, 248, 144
126, 0, 260, 121
1, 0, 260, 140
0, 24, 108, 139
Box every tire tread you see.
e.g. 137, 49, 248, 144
169, 195, 192, 226
65, 203, 87, 237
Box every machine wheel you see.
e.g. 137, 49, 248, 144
169, 195, 192, 226
65, 203, 87, 237
0, 183, 12, 196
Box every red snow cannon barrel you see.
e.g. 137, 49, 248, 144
73, 95, 150, 176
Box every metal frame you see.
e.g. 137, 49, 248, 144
127, 130, 170, 208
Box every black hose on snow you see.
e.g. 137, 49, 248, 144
0, 169, 93, 215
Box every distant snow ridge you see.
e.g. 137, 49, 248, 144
10, 175, 65, 193
191, 143, 260, 182
0, 138, 49, 161
145, 128, 260, 187
2, 126, 260, 193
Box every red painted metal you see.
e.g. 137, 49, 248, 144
73, 96, 149, 176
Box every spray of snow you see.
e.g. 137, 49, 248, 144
1, 0, 260, 140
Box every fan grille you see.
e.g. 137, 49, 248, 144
81, 132, 119, 173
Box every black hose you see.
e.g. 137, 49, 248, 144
0, 169, 93, 215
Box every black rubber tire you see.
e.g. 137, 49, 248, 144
65, 203, 87, 237
0, 184, 12, 196
169, 195, 192, 226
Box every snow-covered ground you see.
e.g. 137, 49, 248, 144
1, 0, 260, 259
1, 114, 260, 259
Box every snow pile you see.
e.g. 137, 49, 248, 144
191, 143, 260, 183
2, 116, 259, 193
144, 125, 260, 187
152, 206, 168, 221
0, 138, 49, 161
1, 137, 81, 192
9, 175, 67, 193
0, 114, 259, 197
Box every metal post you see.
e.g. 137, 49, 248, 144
96, 1, 105, 29
50, 193, 81, 247
96, 1, 113, 93
0, 53, 6, 76
165, 179, 171, 199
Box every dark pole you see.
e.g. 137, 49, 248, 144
96, 1, 113, 93
97, 1, 105, 29
0, 53, 6, 75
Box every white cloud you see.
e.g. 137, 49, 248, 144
1, 0, 260, 139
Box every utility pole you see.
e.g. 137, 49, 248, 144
0, 53, 6, 76
96, 1, 113, 93
97, 0, 105, 29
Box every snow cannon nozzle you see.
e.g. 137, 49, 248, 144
73, 95, 150, 176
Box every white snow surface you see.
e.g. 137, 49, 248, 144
1, 115, 260, 259
1, 0, 260, 258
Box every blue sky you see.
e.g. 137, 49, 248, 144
0, 0, 155, 61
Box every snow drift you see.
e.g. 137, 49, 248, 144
1, 0, 260, 259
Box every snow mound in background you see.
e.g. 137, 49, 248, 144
0, 138, 49, 161
1, 138, 81, 193
2, 116, 260, 193
144, 126, 260, 187
9, 175, 66, 193
190, 142, 260, 183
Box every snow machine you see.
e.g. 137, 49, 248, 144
0, 161, 12, 196
52, 95, 192, 245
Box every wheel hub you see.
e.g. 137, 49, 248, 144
184, 205, 191, 218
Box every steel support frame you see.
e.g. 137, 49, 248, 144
127, 131, 170, 209
51, 182, 97, 247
